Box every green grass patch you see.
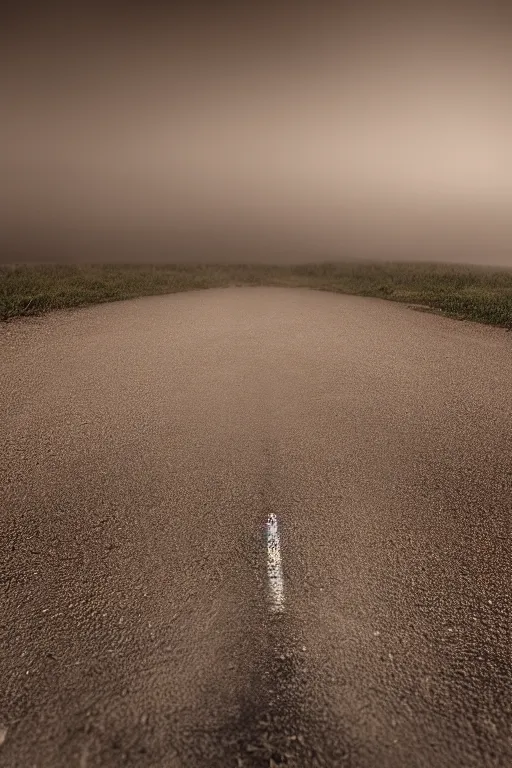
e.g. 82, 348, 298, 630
1, 261, 511, 328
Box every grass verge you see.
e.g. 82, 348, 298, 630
1, 261, 511, 328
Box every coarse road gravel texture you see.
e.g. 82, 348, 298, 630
1, 287, 511, 767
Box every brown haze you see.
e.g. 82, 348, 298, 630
2, 2, 512, 265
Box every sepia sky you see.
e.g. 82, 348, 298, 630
2, 2, 512, 263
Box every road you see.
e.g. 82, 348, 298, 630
1, 287, 511, 767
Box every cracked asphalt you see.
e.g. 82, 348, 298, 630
1, 287, 511, 767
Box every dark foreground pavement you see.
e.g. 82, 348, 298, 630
1, 287, 511, 767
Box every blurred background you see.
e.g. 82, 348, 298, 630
2, 1, 512, 265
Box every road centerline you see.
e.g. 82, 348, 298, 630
266, 513, 284, 613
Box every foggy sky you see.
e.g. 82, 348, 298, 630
3, 2, 512, 264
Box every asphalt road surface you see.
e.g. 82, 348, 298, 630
1, 287, 511, 768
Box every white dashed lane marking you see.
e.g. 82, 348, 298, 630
266, 513, 284, 613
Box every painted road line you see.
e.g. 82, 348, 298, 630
266, 513, 284, 613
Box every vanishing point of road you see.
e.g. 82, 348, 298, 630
1, 287, 511, 767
